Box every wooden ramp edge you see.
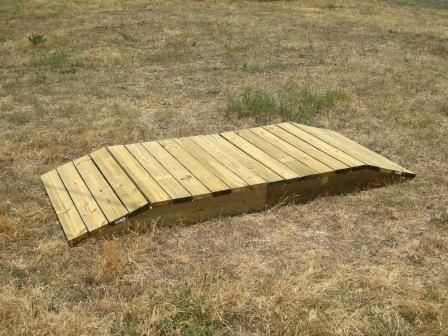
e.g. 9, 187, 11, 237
41, 122, 415, 245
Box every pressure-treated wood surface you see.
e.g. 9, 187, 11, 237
41, 122, 415, 244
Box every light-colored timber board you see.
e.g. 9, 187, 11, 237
90, 147, 148, 213
159, 139, 231, 195
142, 141, 212, 199
41, 122, 415, 244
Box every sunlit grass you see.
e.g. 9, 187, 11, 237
227, 86, 345, 124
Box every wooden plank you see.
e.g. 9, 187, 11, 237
192, 135, 268, 187
235, 128, 317, 177
295, 123, 414, 175
108, 145, 171, 207
264, 124, 349, 171
249, 127, 333, 174
41, 122, 415, 246
142, 141, 212, 199
57, 162, 108, 232
207, 134, 283, 183
159, 139, 231, 195
221, 131, 300, 180
267, 169, 400, 206
294, 124, 381, 167
126, 143, 191, 201
176, 137, 250, 192
278, 123, 365, 168
41, 170, 88, 243
90, 147, 147, 213
73, 155, 128, 223
129, 186, 267, 229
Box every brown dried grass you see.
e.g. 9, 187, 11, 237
0, 0, 447, 335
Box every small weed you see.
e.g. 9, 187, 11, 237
10, 266, 26, 288
30, 50, 83, 69
227, 86, 344, 124
10, 266, 25, 280
28, 33, 46, 46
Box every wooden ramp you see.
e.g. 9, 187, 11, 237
41, 122, 415, 245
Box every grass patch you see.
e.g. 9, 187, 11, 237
0, 111, 33, 125
0, 0, 23, 18
240, 63, 263, 73
184, 322, 214, 336
10, 266, 26, 288
156, 283, 213, 334
30, 50, 83, 69
28, 33, 46, 46
1, 1, 447, 335
148, 50, 187, 63
224, 42, 249, 52
384, 0, 448, 9
0, 33, 9, 43
270, 60, 288, 70
227, 86, 344, 124
109, 321, 138, 336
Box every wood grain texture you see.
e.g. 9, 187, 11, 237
159, 139, 230, 194
192, 135, 267, 188
235, 128, 317, 177
294, 123, 414, 175
175, 137, 249, 192
108, 145, 172, 206
204, 134, 282, 183
74, 155, 128, 223
221, 131, 300, 180
249, 126, 333, 174
41, 170, 88, 243
57, 162, 108, 232
143, 141, 212, 199
126, 143, 191, 201
264, 124, 349, 171
90, 147, 148, 213
278, 123, 365, 168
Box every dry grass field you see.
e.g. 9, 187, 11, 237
1, 0, 448, 335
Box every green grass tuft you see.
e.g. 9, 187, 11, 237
30, 50, 83, 68
227, 86, 344, 124
27, 33, 46, 46
184, 322, 214, 336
